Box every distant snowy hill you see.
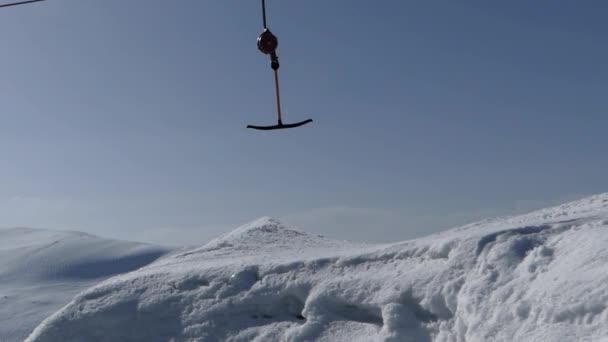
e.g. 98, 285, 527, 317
26, 194, 608, 341
0, 227, 172, 342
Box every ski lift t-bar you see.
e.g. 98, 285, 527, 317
247, 0, 313, 130
0, 0, 45, 9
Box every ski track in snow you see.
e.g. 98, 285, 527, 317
18, 194, 608, 341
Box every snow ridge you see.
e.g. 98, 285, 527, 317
26, 194, 608, 342
0, 228, 172, 342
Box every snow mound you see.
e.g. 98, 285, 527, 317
0, 227, 171, 342
27, 194, 608, 342
187, 216, 360, 257
207, 216, 315, 247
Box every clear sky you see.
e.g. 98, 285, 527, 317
0, 0, 606, 245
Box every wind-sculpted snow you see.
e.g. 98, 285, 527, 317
27, 195, 608, 341
0, 228, 171, 342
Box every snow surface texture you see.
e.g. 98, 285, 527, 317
27, 194, 608, 341
0, 228, 171, 342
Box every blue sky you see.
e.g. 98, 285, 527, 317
0, 0, 606, 245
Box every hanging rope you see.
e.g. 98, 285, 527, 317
261, 0, 268, 29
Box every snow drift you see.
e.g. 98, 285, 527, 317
27, 194, 608, 341
0, 227, 171, 342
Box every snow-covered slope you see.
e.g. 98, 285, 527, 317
0, 227, 171, 342
27, 194, 608, 342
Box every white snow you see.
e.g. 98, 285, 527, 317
0, 227, 171, 342
20, 194, 608, 341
